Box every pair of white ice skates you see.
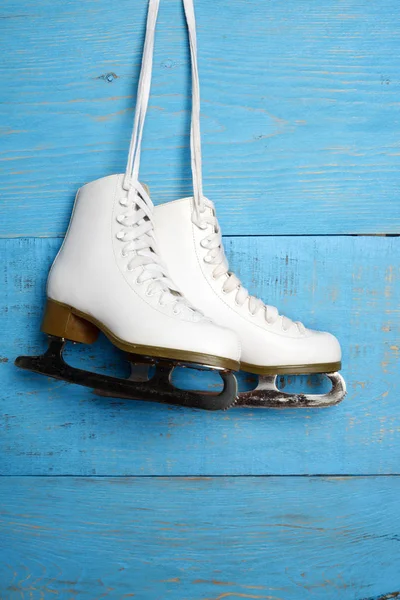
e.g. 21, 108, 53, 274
16, 0, 346, 410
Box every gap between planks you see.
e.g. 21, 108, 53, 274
0, 233, 400, 240
2, 474, 400, 478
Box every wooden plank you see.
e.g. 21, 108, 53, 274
1, 0, 400, 236
1, 476, 400, 599
1, 235, 399, 476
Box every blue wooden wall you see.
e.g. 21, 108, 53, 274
1, 0, 399, 598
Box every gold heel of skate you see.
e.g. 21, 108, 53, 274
41, 299, 99, 344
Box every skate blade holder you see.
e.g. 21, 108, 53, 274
236, 372, 346, 408
15, 336, 238, 411
15, 337, 346, 410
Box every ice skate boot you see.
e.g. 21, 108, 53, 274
152, 0, 346, 408
15, 0, 240, 411
154, 196, 345, 408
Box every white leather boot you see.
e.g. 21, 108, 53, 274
153, 0, 346, 407
154, 196, 341, 375
15, 0, 240, 411
45, 173, 239, 374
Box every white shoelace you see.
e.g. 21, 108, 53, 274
182, 0, 304, 333
198, 200, 303, 332
119, 0, 201, 319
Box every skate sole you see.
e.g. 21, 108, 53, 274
240, 360, 342, 376
41, 298, 240, 372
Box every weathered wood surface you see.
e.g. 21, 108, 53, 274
2, 235, 399, 476
1, 0, 400, 236
2, 0, 400, 595
1, 476, 400, 600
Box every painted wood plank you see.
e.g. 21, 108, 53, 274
1, 0, 400, 236
1, 476, 400, 599
1, 235, 399, 476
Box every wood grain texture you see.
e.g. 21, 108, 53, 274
1, 476, 400, 600
1, 0, 400, 236
1, 235, 399, 476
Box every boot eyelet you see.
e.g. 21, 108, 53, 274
197, 222, 207, 231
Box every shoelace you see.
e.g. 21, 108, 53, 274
118, 0, 201, 320
182, 0, 304, 333
199, 201, 304, 332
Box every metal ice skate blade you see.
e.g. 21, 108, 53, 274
15, 336, 238, 411
236, 372, 346, 408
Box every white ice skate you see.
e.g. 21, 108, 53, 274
153, 0, 346, 408
15, 0, 240, 411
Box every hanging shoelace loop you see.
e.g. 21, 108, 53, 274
117, 0, 202, 319
182, 1, 304, 332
